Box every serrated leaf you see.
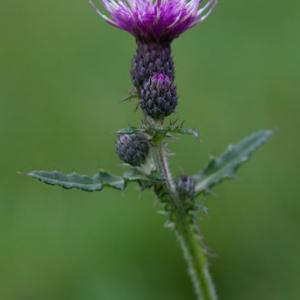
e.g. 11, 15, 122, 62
123, 169, 147, 182
163, 125, 199, 138
123, 168, 164, 190
148, 123, 199, 139
97, 170, 126, 190
148, 170, 165, 182
117, 126, 141, 135
193, 130, 272, 195
117, 123, 199, 139
26, 170, 125, 192
26, 167, 156, 192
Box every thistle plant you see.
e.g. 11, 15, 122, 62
26, 1, 272, 299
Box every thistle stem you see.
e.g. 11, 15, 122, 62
151, 132, 218, 300
157, 145, 176, 195
175, 215, 218, 300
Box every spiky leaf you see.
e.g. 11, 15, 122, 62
117, 123, 199, 139
117, 126, 140, 135
26, 168, 155, 192
162, 123, 199, 138
123, 168, 164, 190
26, 170, 126, 192
193, 130, 272, 195
122, 168, 151, 190
121, 93, 138, 102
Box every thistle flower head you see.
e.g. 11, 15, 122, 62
91, 0, 218, 43
141, 73, 177, 119
131, 43, 174, 90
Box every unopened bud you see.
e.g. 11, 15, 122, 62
176, 175, 196, 198
140, 73, 178, 119
116, 133, 150, 166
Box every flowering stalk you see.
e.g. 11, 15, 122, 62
25, 1, 272, 299
151, 133, 217, 300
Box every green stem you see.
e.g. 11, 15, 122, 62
175, 214, 218, 300
151, 133, 218, 300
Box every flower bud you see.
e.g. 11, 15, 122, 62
116, 133, 149, 166
140, 73, 178, 119
176, 175, 196, 198
131, 43, 174, 91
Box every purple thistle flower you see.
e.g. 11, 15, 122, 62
90, 0, 218, 43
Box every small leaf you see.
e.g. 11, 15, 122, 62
121, 89, 138, 102
117, 126, 141, 135
123, 169, 147, 182
193, 130, 272, 195
26, 170, 125, 192
117, 122, 199, 140
164, 125, 199, 138
97, 170, 126, 190
123, 168, 164, 190
148, 170, 165, 183
194, 203, 209, 215
148, 122, 199, 139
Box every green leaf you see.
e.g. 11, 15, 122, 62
122, 168, 147, 182
163, 122, 199, 138
193, 130, 272, 195
117, 122, 199, 139
26, 167, 156, 192
26, 170, 125, 192
145, 120, 199, 139
121, 91, 138, 102
117, 126, 140, 135
123, 168, 164, 190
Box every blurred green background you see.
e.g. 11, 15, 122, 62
1, 0, 299, 299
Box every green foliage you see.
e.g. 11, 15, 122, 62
121, 91, 139, 102
123, 168, 164, 190
26, 130, 271, 198
26, 169, 152, 192
193, 130, 272, 195
26, 170, 125, 191
117, 120, 199, 140
117, 126, 141, 135
152, 121, 199, 138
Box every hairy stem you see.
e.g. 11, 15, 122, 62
157, 145, 176, 195
175, 214, 218, 300
151, 128, 218, 300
